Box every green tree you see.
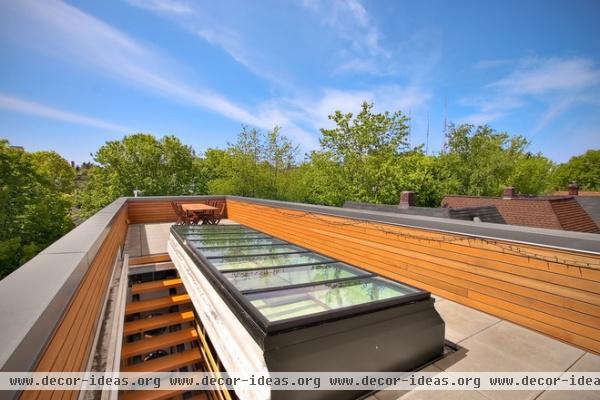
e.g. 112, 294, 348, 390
0, 141, 74, 279
392, 148, 445, 207
438, 124, 552, 196
552, 150, 600, 191
510, 153, 555, 195
306, 101, 410, 205
205, 126, 298, 200
79, 133, 204, 217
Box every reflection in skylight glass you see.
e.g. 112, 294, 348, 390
201, 244, 306, 258
223, 262, 371, 292
246, 277, 419, 322
187, 236, 276, 249
211, 253, 333, 271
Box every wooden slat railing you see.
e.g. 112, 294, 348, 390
226, 199, 600, 353
21, 206, 128, 400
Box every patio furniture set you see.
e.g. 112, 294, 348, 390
171, 201, 226, 225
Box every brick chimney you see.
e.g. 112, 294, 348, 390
568, 182, 579, 196
399, 191, 416, 208
502, 186, 516, 199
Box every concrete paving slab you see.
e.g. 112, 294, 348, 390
434, 298, 500, 343
435, 321, 585, 400
124, 220, 240, 257
536, 352, 600, 400
140, 223, 171, 255
374, 365, 490, 400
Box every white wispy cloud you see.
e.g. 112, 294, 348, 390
126, 0, 288, 86
127, 0, 193, 15
0, 0, 318, 147
1, 0, 433, 151
267, 85, 431, 139
0, 93, 131, 132
301, 0, 393, 76
460, 57, 600, 130
489, 57, 600, 95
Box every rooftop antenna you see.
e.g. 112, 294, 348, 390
425, 111, 430, 155
407, 108, 412, 148
443, 97, 448, 149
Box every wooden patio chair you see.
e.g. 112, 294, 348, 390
205, 202, 225, 225
171, 202, 186, 225
171, 202, 197, 225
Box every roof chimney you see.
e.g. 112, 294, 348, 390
399, 191, 416, 208
502, 186, 516, 199
568, 182, 579, 196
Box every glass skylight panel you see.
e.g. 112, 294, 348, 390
185, 232, 268, 241
177, 225, 255, 233
188, 237, 285, 248
201, 244, 307, 258
222, 262, 371, 292
246, 277, 420, 322
182, 229, 259, 237
211, 253, 334, 271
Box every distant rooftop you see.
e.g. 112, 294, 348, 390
344, 201, 506, 224
443, 187, 600, 234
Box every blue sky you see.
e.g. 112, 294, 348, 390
0, 0, 599, 163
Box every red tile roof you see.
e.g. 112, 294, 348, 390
441, 195, 600, 233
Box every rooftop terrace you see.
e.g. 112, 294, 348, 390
1, 195, 599, 399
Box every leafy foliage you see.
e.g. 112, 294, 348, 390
438, 124, 554, 196
78, 133, 204, 217
552, 150, 600, 191
204, 126, 299, 200
0, 141, 74, 279
304, 102, 412, 205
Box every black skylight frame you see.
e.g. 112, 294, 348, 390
200, 244, 310, 259
226, 263, 376, 295
171, 224, 430, 338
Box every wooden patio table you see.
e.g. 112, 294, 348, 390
180, 203, 218, 225
180, 203, 217, 212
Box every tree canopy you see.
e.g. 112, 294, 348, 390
552, 150, 600, 191
0, 141, 74, 279
78, 133, 204, 217
438, 124, 555, 197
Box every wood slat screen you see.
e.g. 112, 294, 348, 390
227, 200, 600, 353
21, 206, 128, 400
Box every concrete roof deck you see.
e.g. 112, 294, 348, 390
124, 220, 239, 257
126, 221, 600, 400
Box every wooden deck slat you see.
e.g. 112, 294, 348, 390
122, 328, 198, 359
125, 294, 191, 316
121, 348, 201, 373
129, 253, 171, 266
124, 311, 195, 336
131, 278, 183, 295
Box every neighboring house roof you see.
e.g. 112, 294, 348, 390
552, 191, 600, 227
441, 195, 600, 233
343, 201, 506, 224
575, 197, 600, 227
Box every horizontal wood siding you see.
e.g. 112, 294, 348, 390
127, 199, 227, 224
22, 206, 128, 400
227, 200, 600, 353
